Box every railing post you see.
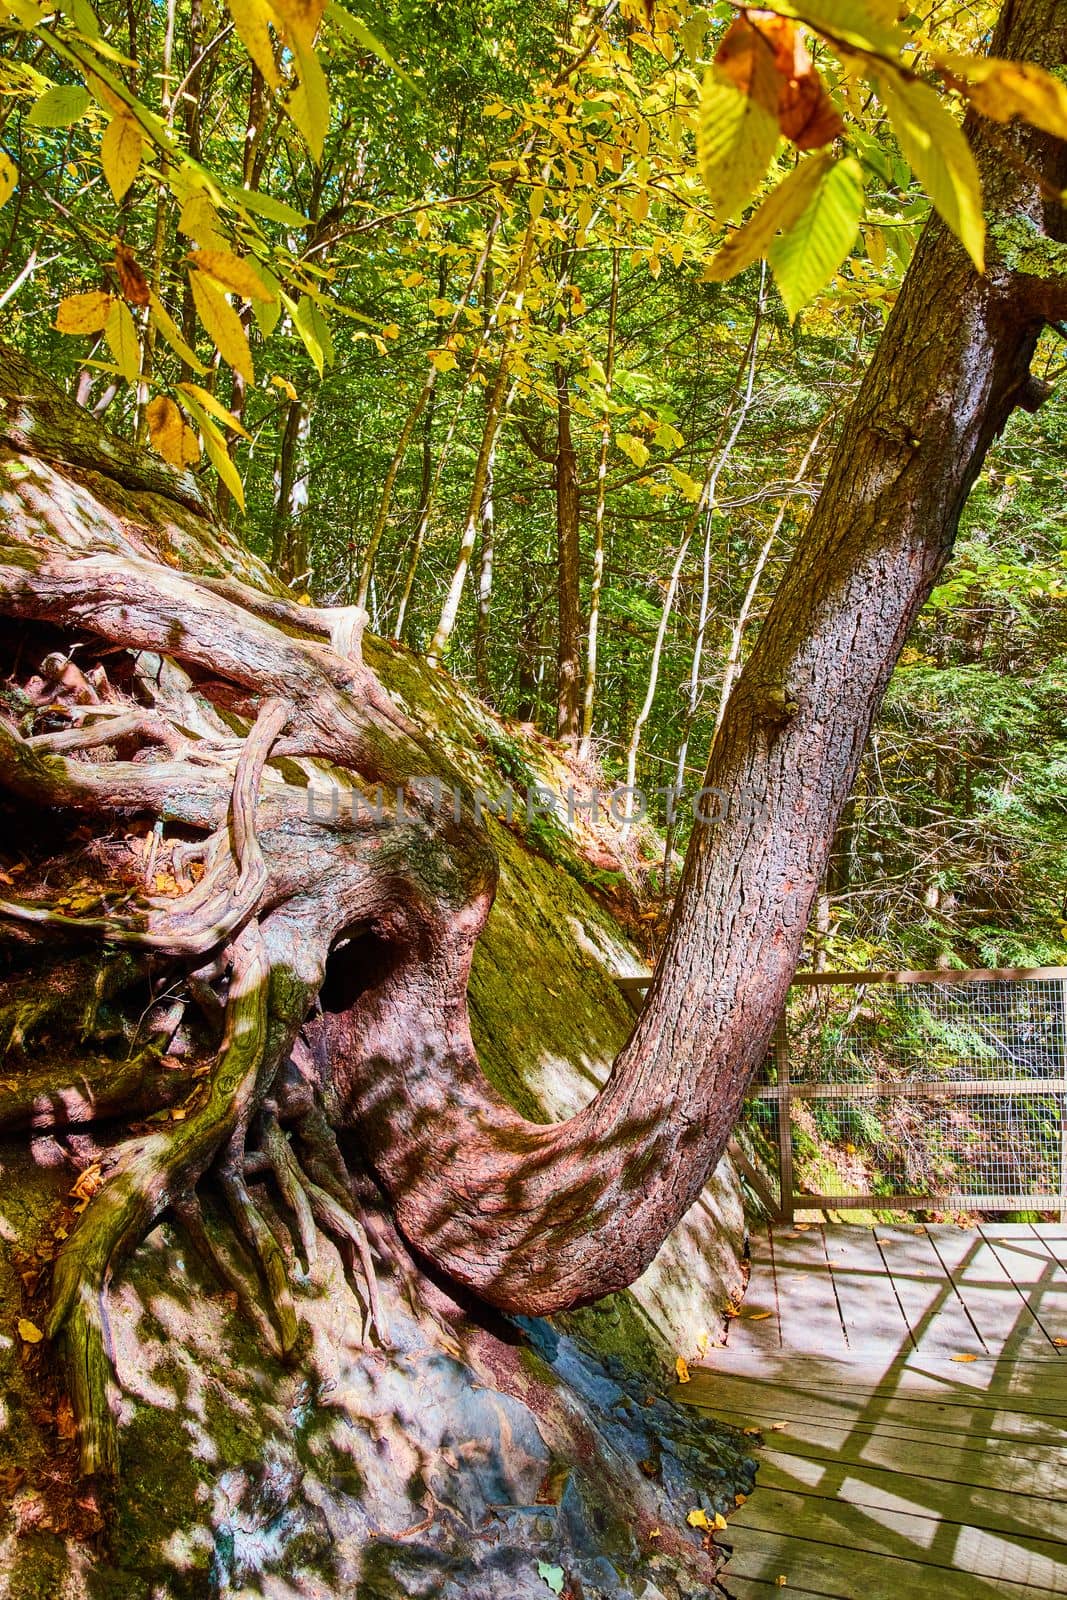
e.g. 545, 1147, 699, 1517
774, 1008, 794, 1224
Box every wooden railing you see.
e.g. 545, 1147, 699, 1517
618, 967, 1067, 1223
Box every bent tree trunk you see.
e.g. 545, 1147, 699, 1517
1, 0, 1064, 1482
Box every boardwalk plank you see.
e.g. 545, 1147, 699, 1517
703, 1408, 1066, 1498
873, 1226, 986, 1357
728, 1485, 1067, 1588
765, 1226, 849, 1355
695, 1351, 1067, 1410
821, 1226, 913, 1353
697, 1227, 1067, 1600
755, 1447, 1067, 1541
720, 1528, 1062, 1599
681, 1373, 1067, 1443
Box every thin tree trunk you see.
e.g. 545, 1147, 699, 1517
555, 358, 582, 742
711, 422, 826, 736
661, 271, 767, 873
271, 396, 310, 580
425, 233, 534, 666
619, 291, 765, 842
579, 248, 618, 761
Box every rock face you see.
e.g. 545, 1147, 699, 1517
0, 349, 754, 1596
0, 658, 754, 1598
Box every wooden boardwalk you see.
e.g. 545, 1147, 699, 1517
679, 1222, 1067, 1599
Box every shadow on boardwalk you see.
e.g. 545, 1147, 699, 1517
678, 1221, 1067, 1599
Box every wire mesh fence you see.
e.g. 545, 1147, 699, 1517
618, 967, 1067, 1221
741, 968, 1067, 1220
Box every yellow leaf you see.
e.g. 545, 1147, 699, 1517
939, 54, 1067, 141
675, 1355, 691, 1383
1052, 1337, 1067, 1347
177, 381, 251, 438
271, 373, 299, 399
224, 0, 282, 89
285, 34, 330, 162
272, 0, 324, 52
0, 150, 16, 208
878, 70, 985, 272
56, 289, 112, 335
429, 348, 457, 373
747, 1310, 772, 1320
187, 403, 246, 511
628, 187, 650, 224
775, 1579, 788, 1589
189, 270, 254, 385
17, 1317, 43, 1343
104, 297, 140, 383
687, 1508, 710, 1529
698, 60, 780, 224
101, 111, 143, 201
529, 185, 546, 220
178, 192, 226, 250
146, 396, 201, 468
951, 1352, 978, 1362
704, 151, 835, 282
187, 248, 276, 303
147, 290, 207, 374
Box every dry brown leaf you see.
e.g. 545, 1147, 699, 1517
114, 242, 150, 306
715, 12, 843, 151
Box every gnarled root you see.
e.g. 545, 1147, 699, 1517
47, 920, 272, 1478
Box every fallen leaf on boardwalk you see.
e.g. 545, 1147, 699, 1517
17, 1318, 43, 1343
675, 1356, 691, 1383
747, 1310, 772, 1320
775, 1579, 788, 1589
913, 1225, 927, 1234
951, 1353, 978, 1363
735, 1492, 748, 1505
1052, 1337, 1067, 1347
794, 1222, 810, 1231
742, 1426, 761, 1436
771, 1422, 787, 1431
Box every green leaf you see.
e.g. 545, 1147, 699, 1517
326, 3, 422, 96
537, 1563, 565, 1596
25, 83, 90, 126
769, 154, 865, 320
228, 185, 309, 228
704, 151, 836, 282
877, 71, 985, 272
290, 292, 333, 375
697, 63, 780, 224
